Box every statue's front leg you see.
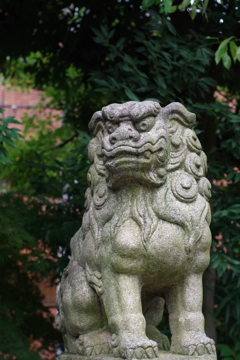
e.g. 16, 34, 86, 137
101, 272, 158, 359
166, 272, 216, 357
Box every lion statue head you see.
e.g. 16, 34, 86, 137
85, 101, 211, 206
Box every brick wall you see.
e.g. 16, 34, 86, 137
0, 84, 62, 131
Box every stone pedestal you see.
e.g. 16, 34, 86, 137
58, 352, 216, 360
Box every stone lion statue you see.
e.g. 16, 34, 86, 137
56, 101, 216, 359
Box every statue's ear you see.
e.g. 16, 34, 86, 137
162, 102, 196, 129
88, 111, 105, 136
163, 103, 204, 175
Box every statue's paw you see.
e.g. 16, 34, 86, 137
112, 334, 158, 359
173, 333, 216, 356
84, 344, 112, 356
146, 324, 170, 351
80, 328, 113, 356
161, 334, 170, 351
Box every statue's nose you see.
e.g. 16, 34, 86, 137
109, 123, 140, 145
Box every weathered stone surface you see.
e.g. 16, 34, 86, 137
56, 101, 216, 360
58, 352, 216, 360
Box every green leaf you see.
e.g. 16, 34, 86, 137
92, 36, 107, 46
116, 37, 125, 49
0, 154, 12, 164
2, 136, 15, 147
122, 64, 134, 73
202, 0, 209, 14
220, 345, 234, 357
5, 129, 22, 140
67, 164, 85, 170
141, 0, 156, 11
124, 88, 140, 101
169, 5, 177, 13
163, 0, 173, 14
228, 263, 240, 273
200, 77, 217, 86
230, 41, 238, 62
236, 46, 240, 61
189, 5, 197, 20
91, 27, 102, 37
108, 29, 115, 39
222, 53, 232, 70
123, 54, 136, 66
6, 127, 21, 132
216, 261, 227, 277
94, 79, 110, 87
155, 74, 167, 90
205, 36, 219, 40
136, 69, 149, 79
178, 0, 191, 11
26, 161, 41, 168
66, 64, 80, 79
215, 37, 233, 64
100, 25, 109, 39
217, 293, 236, 313
3, 116, 20, 125
94, 87, 110, 93
165, 20, 177, 36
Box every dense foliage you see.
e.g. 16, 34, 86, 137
0, 0, 240, 359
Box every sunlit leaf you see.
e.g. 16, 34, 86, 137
215, 37, 233, 64
202, 0, 209, 14
230, 41, 238, 62
163, 0, 173, 14
222, 53, 232, 70
189, 5, 197, 20
236, 46, 240, 61
169, 5, 177, 13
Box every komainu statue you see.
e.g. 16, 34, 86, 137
56, 101, 216, 360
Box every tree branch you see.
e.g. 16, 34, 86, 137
40, 132, 78, 155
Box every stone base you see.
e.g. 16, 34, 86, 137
58, 351, 217, 360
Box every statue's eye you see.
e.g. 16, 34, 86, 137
135, 117, 155, 132
105, 121, 118, 133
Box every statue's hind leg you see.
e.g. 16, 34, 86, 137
144, 297, 170, 351
56, 259, 111, 355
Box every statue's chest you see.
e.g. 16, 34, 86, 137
144, 220, 188, 280
102, 218, 188, 280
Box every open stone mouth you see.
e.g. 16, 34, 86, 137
102, 138, 166, 161
103, 150, 153, 163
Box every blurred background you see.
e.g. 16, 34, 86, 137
0, 0, 240, 359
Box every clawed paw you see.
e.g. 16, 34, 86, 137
187, 342, 216, 356
80, 328, 113, 356
146, 324, 170, 351
113, 335, 158, 359
161, 334, 170, 351
85, 344, 112, 356
174, 333, 216, 356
